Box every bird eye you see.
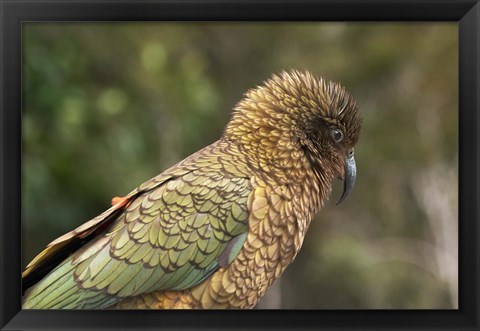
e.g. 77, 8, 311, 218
331, 128, 344, 143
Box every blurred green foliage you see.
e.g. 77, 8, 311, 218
22, 23, 458, 309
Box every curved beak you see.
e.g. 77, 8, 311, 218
336, 149, 356, 205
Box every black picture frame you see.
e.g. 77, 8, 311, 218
1, 0, 479, 330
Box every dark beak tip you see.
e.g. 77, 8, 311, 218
336, 193, 347, 206
336, 154, 357, 206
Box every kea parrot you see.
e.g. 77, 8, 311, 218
22, 70, 362, 309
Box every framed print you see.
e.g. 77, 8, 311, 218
1, 0, 479, 330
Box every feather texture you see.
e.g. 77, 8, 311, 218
23, 70, 362, 309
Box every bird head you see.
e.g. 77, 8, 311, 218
225, 70, 362, 204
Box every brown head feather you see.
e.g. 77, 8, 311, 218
224, 70, 361, 188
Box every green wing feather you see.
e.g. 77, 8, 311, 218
23, 156, 251, 309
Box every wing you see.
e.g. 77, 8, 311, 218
22, 165, 252, 309
21, 169, 179, 291
21, 197, 135, 291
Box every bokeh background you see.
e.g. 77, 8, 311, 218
22, 23, 458, 309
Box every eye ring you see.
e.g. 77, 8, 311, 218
331, 128, 344, 143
